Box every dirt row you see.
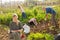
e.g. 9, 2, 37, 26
0, 26, 9, 40
0, 19, 60, 40
30, 20, 60, 34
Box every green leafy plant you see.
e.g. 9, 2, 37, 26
27, 33, 54, 40
0, 6, 60, 26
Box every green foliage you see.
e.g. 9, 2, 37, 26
0, 6, 60, 25
0, 13, 12, 25
45, 33, 54, 40
27, 33, 54, 40
54, 6, 60, 19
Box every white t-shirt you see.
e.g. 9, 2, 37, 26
23, 24, 30, 34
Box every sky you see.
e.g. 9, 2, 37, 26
0, 0, 45, 4
0, 0, 25, 3
39, 0, 45, 2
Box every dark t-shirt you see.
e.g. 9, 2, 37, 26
9, 21, 23, 30
46, 7, 56, 14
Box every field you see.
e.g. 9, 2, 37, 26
0, 5, 60, 40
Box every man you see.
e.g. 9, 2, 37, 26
43, 6, 57, 27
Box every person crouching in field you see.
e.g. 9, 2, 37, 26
42, 6, 58, 27
28, 18, 38, 27
9, 13, 23, 40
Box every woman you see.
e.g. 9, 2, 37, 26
9, 13, 23, 40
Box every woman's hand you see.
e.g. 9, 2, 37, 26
17, 29, 23, 32
11, 29, 23, 33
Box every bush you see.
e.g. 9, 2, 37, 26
27, 33, 54, 40
0, 13, 12, 25
0, 6, 60, 25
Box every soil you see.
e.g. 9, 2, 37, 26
0, 26, 9, 40
0, 20, 60, 40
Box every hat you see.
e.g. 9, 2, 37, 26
12, 13, 18, 17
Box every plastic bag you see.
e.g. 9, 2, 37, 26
23, 24, 30, 34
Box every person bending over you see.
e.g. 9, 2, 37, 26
42, 6, 57, 27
